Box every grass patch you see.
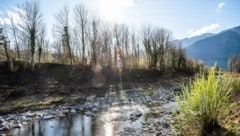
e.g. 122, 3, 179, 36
0, 96, 64, 114
175, 66, 238, 135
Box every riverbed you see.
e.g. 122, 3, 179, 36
0, 86, 181, 136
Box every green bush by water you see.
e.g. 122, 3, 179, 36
175, 66, 236, 135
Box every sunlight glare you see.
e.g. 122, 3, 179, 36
100, 0, 134, 23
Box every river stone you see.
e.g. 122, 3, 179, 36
112, 102, 120, 106
13, 123, 23, 128
70, 109, 76, 114
148, 128, 155, 133
85, 111, 95, 117
35, 112, 43, 117
6, 115, 16, 121
74, 105, 84, 112
67, 106, 74, 109
43, 115, 55, 120
0, 119, 4, 124
129, 110, 142, 122
0, 124, 9, 131
25, 112, 35, 118
91, 107, 99, 113
172, 86, 183, 94
62, 109, 69, 114
55, 111, 65, 117
131, 110, 142, 118
145, 96, 152, 102
21, 116, 32, 122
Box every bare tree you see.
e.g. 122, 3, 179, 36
228, 55, 240, 73
74, 4, 89, 65
122, 24, 130, 59
155, 28, 171, 70
176, 46, 186, 70
18, 0, 44, 67
0, 28, 10, 61
55, 5, 73, 65
89, 15, 100, 65
9, 17, 20, 60
37, 23, 46, 63
101, 24, 112, 66
142, 25, 177, 70
142, 24, 154, 68
130, 27, 139, 67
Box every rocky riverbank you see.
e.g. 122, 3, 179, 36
0, 85, 183, 136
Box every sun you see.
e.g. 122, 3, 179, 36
100, 0, 135, 23
100, 0, 123, 23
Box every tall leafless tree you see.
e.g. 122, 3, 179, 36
55, 5, 73, 65
142, 24, 153, 68
89, 15, 100, 65
9, 17, 20, 60
18, 0, 44, 67
0, 28, 10, 61
74, 4, 89, 65
101, 24, 112, 66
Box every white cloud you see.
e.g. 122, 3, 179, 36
3, 18, 11, 25
10, 6, 25, 16
7, 10, 24, 25
0, 7, 25, 26
218, 2, 226, 9
187, 23, 220, 37
216, 2, 226, 15
0, 18, 4, 25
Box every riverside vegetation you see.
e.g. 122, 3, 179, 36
175, 66, 240, 136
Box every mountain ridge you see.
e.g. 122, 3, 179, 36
186, 25, 240, 69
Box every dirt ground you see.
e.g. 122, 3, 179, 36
0, 61, 191, 115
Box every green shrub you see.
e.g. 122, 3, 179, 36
175, 66, 235, 135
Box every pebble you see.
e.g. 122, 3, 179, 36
85, 111, 95, 117
92, 107, 99, 113
42, 115, 55, 120
70, 109, 76, 114
0, 119, 4, 124
13, 123, 22, 128
0, 124, 9, 131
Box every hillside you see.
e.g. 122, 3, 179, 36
174, 33, 214, 48
186, 26, 240, 69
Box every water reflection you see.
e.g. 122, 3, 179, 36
6, 105, 148, 136
9, 115, 92, 136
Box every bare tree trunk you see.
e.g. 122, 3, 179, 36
4, 41, 10, 61
18, 0, 44, 68
74, 4, 89, 65
10, 17, 20, 60
55, 5, 73, 65
38, 46, 42, 63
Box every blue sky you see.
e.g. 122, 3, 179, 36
0, 0, 239, 39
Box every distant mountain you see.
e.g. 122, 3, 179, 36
221, 25, 240, 34
174, 33, 214, 48
186, 25, 240, 69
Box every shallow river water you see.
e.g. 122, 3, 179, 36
5, 105, 149, 136
2, 87, 179, 136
